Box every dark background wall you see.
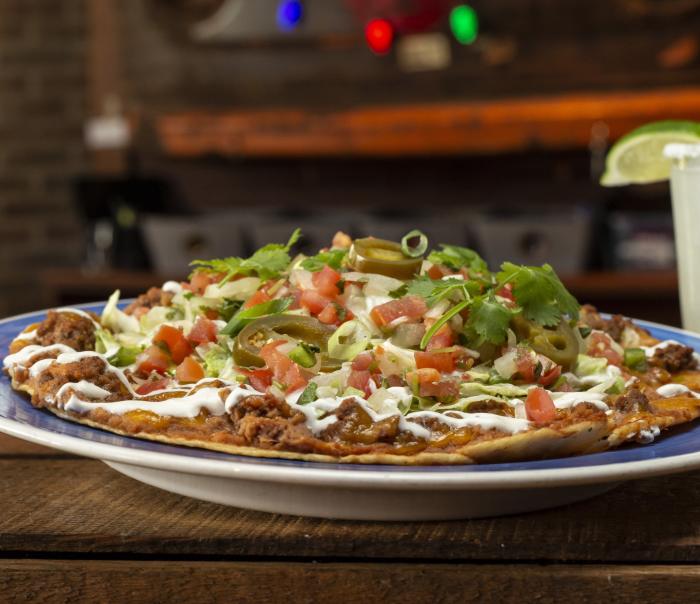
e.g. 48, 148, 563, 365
0, 0, 86, 316
0, 0, 697, 321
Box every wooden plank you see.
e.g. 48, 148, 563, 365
156, 87, 700, 157
1, 560, 699, 603
0, 434, 59, 457
2, 458, 700, 561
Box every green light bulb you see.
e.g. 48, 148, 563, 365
450, 5, 478, 45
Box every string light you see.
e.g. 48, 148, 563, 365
365, 18, 394, 54
449, 5, 478, 45
277, 0, 303, 31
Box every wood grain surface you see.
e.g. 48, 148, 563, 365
1, 560, 699, 604
1, 458, 700, 562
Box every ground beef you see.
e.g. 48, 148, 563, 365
465, 400, 514, 416
35, 310, 96, 351
322, 398, 400, 444
579, 305, 631, 342
613, 388, 650, 413
649, 343, 697, 373
227, 395, 315, 451
124, 287, 173, 316
30, 356, 127, 407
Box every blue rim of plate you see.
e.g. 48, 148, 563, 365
3, 302, 700, 489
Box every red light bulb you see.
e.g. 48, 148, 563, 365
365, 18, 394, 55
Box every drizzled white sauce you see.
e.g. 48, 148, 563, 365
64, 387, 227, 418
3, 344, 75, 371
56, 308, 101, 329
406, 410, 529, 435
656, 383, 699, 398
162, 281, 183, 295
14, 329, 37, 341
550, 391, 609, 411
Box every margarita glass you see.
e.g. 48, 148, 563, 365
665, 144, 700, 332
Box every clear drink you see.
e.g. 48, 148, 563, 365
666, 144, 700, 332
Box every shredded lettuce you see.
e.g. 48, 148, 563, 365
101, 290, 140, 334
459, 382, 528, 399
574, 354, 608, 377
328, 320, 370, 361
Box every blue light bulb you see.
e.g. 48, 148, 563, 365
277, 0, 303, 31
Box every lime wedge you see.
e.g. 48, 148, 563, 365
600, 120, 700, 186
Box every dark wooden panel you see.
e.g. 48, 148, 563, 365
2, 458, 700, 561
1, 560, 699, 603
0, 434, 58, 457
156, 87, 700, 157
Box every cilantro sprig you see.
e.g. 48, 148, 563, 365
427, 244, 490, 277
300, 248, 347, 272
191, 228, 301, 283
401, 251, 579, 348
496, 262, 579, 327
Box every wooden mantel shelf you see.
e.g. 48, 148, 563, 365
157, 87, 700, 157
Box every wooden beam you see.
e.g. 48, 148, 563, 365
156, 86, 700, 157
85, 0, 128, 174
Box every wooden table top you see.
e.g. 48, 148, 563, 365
1, 431, 699, 603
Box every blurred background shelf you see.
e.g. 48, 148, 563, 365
157, 87, 700, 158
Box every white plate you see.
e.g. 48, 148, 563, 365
3, 305, 700, 520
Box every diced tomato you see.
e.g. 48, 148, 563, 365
419, 378, 460, 400
525, 387, 557, 423
415, 350, 455, 373
351, 352, 375, 372
175, 356, 205, 383
136, 377, 170, 395
136, 345, 170, 376
259, 340, 308, 392
244, 368, 273, 392
425, 324, 455, 351
188, 317, 218, 346
300, 290, 332, 315
427, 264, 448, 279
370, 296, 427, 328
348, 369, 373, 396
317, 303, 338, 325
538, 364, 562, 387
153, 325, 192, 364
496, 283, 516, 303
244, 289, 272, 310
312, 265, 342, 298
515, 347, 537, 383
189, 271, 213, 295
587, 331, 623, 367
406, 368, 441, 389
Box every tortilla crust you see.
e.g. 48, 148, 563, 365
7, 323, 700, 466
11, 374, 614, 465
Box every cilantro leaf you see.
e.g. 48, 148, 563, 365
496, 262, 579, 327
398, 276, 481, 305
221, 297, 292, 336
428, 244, 490, 276
191, 229, 301, 282
467, 295, 517, 345
300, 248, 347, 272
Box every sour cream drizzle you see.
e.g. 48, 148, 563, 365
8, 309, 699, 444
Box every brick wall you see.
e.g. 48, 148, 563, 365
0, 0, 87, 315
